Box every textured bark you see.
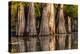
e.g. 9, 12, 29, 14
26, 2, 37, 51
39, 4, 50, 51
68, 16, 71, 49
47, 4, 55, 50
17, 3, 25, 36
16, 3, 25, 52
57, 4, 66, 49
39, 4, 50, 35
26, 3, 37, 35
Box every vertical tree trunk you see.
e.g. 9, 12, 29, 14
71, 17, 78, 49
57, 4, 66, 50
39, 4, 50, 51
68, 16, 71, 49
48, 3, 55, 50
16, 2, 25, 52
26, 2, 37, 51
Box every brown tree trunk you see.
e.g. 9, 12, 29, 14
68, 16, 71, 49
26, 2, 37, 51
57, 4, 66, 50
16, 2, 25, 52
48, 3, 55, 50
39, 4, 50, 51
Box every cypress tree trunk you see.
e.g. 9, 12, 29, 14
71, 17, 78, 49
48, 3, 55, 50
16, 2, 25, 52
26, 2, 37, 51
39, 4, 50, 51
68, 16, 71, 49
57, 4, 66, 50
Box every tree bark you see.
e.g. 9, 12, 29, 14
16, 2, 25, 52
57, 4, 66, 50
26, 2, 37, 51
68, 16, 72, 49
47, 3, 55, 50
39, 4, 50, 51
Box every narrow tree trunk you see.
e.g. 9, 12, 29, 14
16, 2, 25, 52
39, 4, 50, 51
26, 2, 37, 51
71, 17, 78, 49
57, 4, 66, 50
68, 16, 71, 49
48, 4, 55, 50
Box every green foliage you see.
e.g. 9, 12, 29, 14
64, 5, 78, 18
35, 3, 41, 17
10, 2, 18, 18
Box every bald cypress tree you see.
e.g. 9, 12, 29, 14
57, 4, 66, 49
48, 3, 55, 50
16, 2, 25, 52
26, 2, 37, 51
39, 4, 50, 50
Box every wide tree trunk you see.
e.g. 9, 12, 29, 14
39, 4, 50, 51
16, 2, 25, 52
48, 3, 55, 50
26, 2, 37, 51
57, 4, 66, 50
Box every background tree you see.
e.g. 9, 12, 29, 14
64, 5, 78, 49
68, 16, 72, 49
